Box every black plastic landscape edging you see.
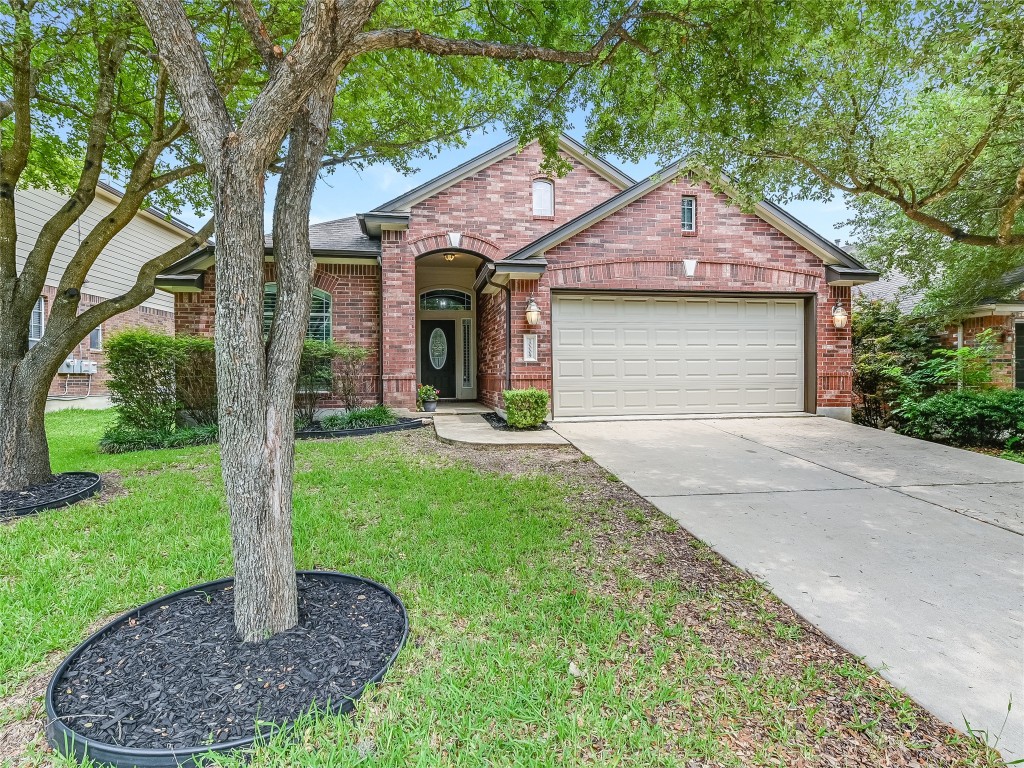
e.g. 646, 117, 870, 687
2, 472, 101, 519
45, 571, 410, 768
296, 418, 426, 441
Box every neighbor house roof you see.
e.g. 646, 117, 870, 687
853, 270, 924, 313
505, 161, 878, 281
96, 180, 198, 238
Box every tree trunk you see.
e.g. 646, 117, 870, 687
0, 358, 53, 491
212, 142, 299, 642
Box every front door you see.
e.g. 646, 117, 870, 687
420, 319, 456, 399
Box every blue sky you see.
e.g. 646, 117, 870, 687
178, 127, 855, 244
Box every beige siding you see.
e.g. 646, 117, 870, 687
13, 187, 193, 313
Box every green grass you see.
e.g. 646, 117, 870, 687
0, 410, 1003, 767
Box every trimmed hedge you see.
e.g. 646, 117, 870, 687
899, 390, 1024, 448
104, 330, 181, 432
502, 388, 550, 429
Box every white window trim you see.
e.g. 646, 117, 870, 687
523, 333, 539, 363
263, 283, 333, 342
532, 178, 554, 217
681, 195, 696, 233
29, 297, 45, 348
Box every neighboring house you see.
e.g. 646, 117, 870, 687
15, 183, 196, 399
855, 268, 1024, 389
157, 136, 879, 420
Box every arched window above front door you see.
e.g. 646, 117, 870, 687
419, 289, 472, 311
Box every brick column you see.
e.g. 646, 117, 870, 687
816, 284, 853, 417
380, 229, 417, 408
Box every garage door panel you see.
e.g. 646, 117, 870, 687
553, 295, 805, 417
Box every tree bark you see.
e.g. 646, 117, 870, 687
0, 357, 54, 491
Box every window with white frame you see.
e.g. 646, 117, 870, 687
89, 325, 103, 350
262, 284, 332, 342
681, 196, 696, 232
29, 297, 45, 347
532, 178, 554, 217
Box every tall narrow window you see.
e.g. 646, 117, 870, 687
29, 297, 44, 347
462, 318, 472, 387
263, 283, 332, 341
89, 325, 103, 350
681, 196, 696, 233
532, 178, 554, 217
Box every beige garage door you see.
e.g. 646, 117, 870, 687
552, 294, 805, 417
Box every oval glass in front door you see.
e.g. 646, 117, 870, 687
420, 320, 456, 397
429, 327, 447, 369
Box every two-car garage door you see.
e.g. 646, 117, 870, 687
552, 294, 805, 417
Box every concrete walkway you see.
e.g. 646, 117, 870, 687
554, 416, 1024, 760
434, 414, 568, 447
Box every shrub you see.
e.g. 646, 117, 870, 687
335, 344, 370, 411
105, 329, 182, 432
502, 388, 550, 428
99, 423, 217, 454
321, 405, 398, 431
296, 340, 343, 427
899, 389, 1024, 448
175, 335, 217, 425
851, 297, 938, 429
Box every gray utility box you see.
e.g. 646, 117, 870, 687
58, 359, 98, 375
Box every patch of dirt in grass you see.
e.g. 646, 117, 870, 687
0, 669, 49, 766
404, 429, 1003, 767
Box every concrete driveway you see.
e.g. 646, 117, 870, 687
554, 416, 1024, 760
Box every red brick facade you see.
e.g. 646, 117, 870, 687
175, 262, 382, 407
175, 141, 860, 416
937, 310, 1023, 390
42, 286, 175, 397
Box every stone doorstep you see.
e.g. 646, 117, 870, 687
432, 414, 569, 448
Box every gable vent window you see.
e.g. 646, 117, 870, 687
681, 196, 696, 232
29, 297, 45, 348
263, 283, 332, 342
532, 178, 554, 217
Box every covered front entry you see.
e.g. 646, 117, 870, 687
415, 252, 480, 400
552, 293, 806, 417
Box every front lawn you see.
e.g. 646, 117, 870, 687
0, 410, 1003, 766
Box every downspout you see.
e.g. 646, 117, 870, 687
502, 283, 512, 391
378, 256, 385, 405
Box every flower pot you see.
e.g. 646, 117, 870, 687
423, 400, 437, 412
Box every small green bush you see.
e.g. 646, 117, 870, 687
321, 405, 398, 431
502, 388, 550, 428
99, 423, 217, 454
899, 389, 1024, 447
335, 344, 370, 410
105, 329, 182, 432
296, 340, 342, 426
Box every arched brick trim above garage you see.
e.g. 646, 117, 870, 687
546, 255, 823, 292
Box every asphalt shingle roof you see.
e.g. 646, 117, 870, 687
265, 216, 380, 255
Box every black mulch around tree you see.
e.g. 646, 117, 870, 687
481, 412, 551, 432
0, 472, 96, 517
51, 575, 406, 750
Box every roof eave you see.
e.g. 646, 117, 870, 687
357, 211, 410, 237
825, 265, 881, 286
154, 272, 205, 293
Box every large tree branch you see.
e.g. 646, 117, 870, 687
33, 217, 215, 365
133, 0, 234, 165
996, 164, 1024, 246
231, 0, 282, 68
14, 33, 127, 315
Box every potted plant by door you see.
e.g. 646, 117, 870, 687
417, 384, 440, 412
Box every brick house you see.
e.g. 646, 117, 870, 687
157, 136, 881, 420
14, 183, 196, 400
856, 268, 1024, 390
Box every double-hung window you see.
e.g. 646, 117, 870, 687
263, 284, 332, 342
681, 196, 696, 233
29, 297, 45, 348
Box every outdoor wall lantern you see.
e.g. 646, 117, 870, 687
831, 300, 849, 329
682, 258, 698, 278
525, 297, 542, 326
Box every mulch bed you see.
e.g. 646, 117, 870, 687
50, 573, 406, 751
481, 412, 551, 432
0, 472, 100, 519
296, 418, 425, 440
